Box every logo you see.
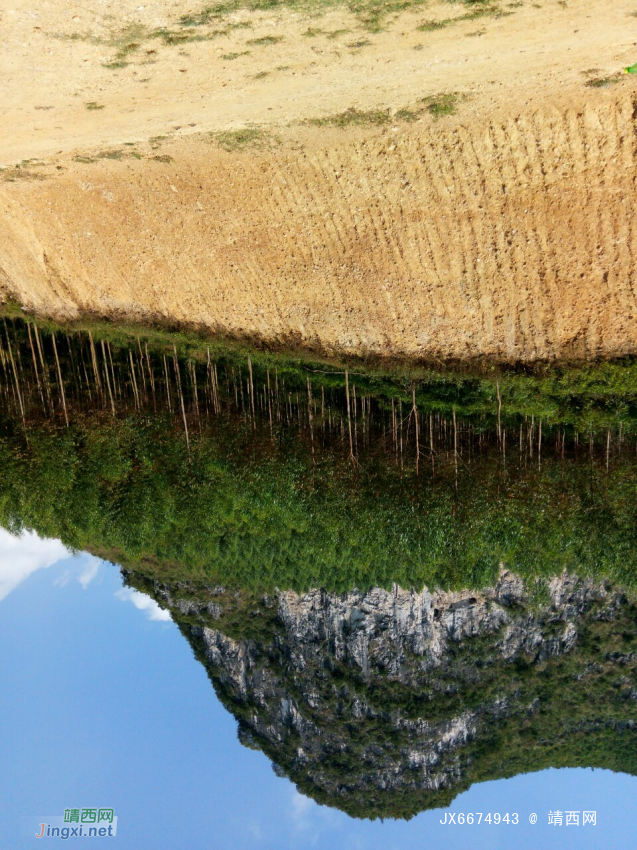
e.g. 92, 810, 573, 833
34, 809, 117, 839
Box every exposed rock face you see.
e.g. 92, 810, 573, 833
134, 569, 637, 818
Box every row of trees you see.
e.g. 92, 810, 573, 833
1, 317, 636, 474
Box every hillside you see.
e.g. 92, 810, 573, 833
1, 0, 637, 362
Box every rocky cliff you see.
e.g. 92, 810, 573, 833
127, 568, 637, 818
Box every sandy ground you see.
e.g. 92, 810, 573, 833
1, 0, 637, 362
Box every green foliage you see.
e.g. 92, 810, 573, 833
247, 35, 284, 45
1, 412, 637, 594
422, 92, 460, 118
307, 107, 392, 127
5, 307, 637, 437
210, 127, 272, 150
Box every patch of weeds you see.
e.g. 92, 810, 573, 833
348, 38, 371, 48
211, 127, 274, 151
178, 7, 227, 26
150, 27, 225, 45
130, 152, 144, 160
585, 74, 622, 88
418, 19, 452, 31
85, 102, 105, 110
222, 50, 251, 59
395, 107, 420, 122
253, 70, 270, 79
247, 35, 284, 46
417, 3, 507, 33
97, 149, 125, 160
303, 27, 324, 37
466, 28, 485, 35
307, 107, 391, 128
1, 165, 48, 182
151, 154, 174, 163
412, 42, 424, 50
104, 40, 142, 68
326, 28, 350, 38
73, 156, 97, 164
150, 135, 169, 149
422, 92, 461, 118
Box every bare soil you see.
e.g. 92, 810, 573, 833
1, 0, 637, 362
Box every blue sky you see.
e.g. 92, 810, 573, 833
0, 529, 635, 849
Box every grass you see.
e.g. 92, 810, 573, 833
418, 19, 451, 30
85, 102, 105, 110
97, 149, 125, 160
210, 127, 274, 150
394, 107, 421, 122
247, 35, 284, 45
0, 167, 48, 183
306, 94, 465, 128
347, 38, 371, 47
417, 3, 507, 33
422, 92, 460, 117
307, 107, 392, 127
585, 74, 622, 89
303, 26, 350, 37
222, 50, 251, 58
72, 148, 156, 164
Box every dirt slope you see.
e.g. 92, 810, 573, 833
1, 0, 637, 362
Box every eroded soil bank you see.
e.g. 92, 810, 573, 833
2, 0, 637, 363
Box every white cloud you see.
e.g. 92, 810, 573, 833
0, 528, 70, 601
78, 557, 100, 589
288, 789, 343, 845
115, 587, 172, 622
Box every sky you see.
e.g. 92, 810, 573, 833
0, 529, 636, 849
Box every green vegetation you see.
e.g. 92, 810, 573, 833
585, 74, 622, 89
307, 93, 466, 127
422, 92, 460, 118
85, 102, 105, 110
307, 107, 392, 127
3, 414, 636, 594
417, 2, 507, 33
246, 35, 284, 46
1, 316, 637, 595
210, 127, 273, 150
4, 306, 637, 434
